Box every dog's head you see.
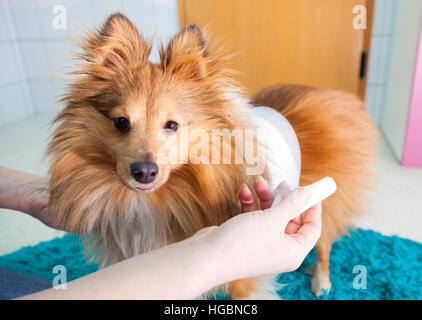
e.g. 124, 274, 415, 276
51, 13, 247, 194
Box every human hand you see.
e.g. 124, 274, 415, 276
0, 166, 65, 231
196, 177, 322, 284
15, 178, 66, 231
239, 176, 308, 234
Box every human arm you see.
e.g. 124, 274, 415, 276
0, 165, 65, 230
20, 229, 219, 299
20, 178, 321, 299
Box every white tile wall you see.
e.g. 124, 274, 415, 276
0, 3, 12, 41
66, 0, 95, 34
90, 0, 123, 26
0, 83, 29, 123
0, 0, 180, 126
0, 0, 33, 126
152, 0, 179, 39
19, 41, 51, 80
122, 0, 155, 35
0, 42, 22, 86
8, 0, 43, 40
28, 80, 58, 114
365, 0, 397, 126
44, 40, 73, 79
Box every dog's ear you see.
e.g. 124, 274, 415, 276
81, 13, 151, 71
160, 24, 211, 81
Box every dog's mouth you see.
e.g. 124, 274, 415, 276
137, 185, 151, 190
136, 185, 154, 192
132, 181, 161, 193
118, 176, 159, 193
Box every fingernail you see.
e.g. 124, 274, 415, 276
240, 184, 252, 195
256, 175, 269, 187
256, 175, 265, 182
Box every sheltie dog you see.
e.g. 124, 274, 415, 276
48, 13, 378, 299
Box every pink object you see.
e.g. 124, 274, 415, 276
402, 18, 422, 167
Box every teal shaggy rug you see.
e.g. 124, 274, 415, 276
0, 228, 421, 300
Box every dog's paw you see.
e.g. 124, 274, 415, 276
310, 262, 331, 296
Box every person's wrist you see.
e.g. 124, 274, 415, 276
180, 229, 229, 295
197, 230, 233, 288
0, 178, 44, 218
0, 184, 21, 211
0, 167, 36, 212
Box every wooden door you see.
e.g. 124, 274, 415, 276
178, 0, 373, 98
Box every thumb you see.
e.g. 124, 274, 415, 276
265, 187, 312, 225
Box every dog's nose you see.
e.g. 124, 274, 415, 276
130, 162, 159, 184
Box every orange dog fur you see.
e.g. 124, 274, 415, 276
48, 13, 378, 299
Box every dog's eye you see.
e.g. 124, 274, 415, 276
164, 120, 178, 133
114, 117, 130, 131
